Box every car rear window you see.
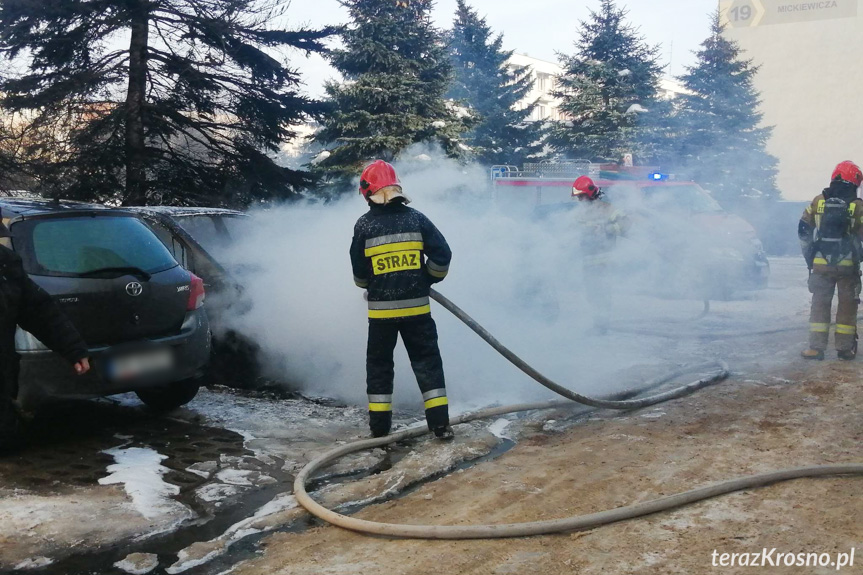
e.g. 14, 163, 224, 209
175, 216, 220, 252
20, 216, 178, 276
175, 214, 247, 254
220, 216, 248, 242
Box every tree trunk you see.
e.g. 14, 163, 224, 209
123, 1, 149, 206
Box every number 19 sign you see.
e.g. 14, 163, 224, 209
720, 0, 857, 28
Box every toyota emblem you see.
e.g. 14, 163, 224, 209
125, 282, 143, 297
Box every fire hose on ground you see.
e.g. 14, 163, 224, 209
293, 289, 863, 539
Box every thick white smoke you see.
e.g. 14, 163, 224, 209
216, 147, 791, 413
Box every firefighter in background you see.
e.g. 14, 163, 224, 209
571, 176, 630, 334
350, 160, 455, 440
799, 161, 863, 360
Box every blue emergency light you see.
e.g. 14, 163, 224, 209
648, 172, 669, 181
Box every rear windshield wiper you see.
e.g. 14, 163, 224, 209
79, 266, 152, 280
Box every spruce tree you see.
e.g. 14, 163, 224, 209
549, 0, 666, 163
0, 0, 334, 207
447, 0, 543, 167
0, 116, 21, 191
675, 10, 779, 205
314, 0, 474, 188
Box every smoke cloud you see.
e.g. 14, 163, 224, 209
216, 146, 794, 413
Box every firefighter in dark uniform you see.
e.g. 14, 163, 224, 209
0, 209, 90, 450
350, 160, 454, 440
799, 161, 863, 360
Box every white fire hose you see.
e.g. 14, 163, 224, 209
293, 289, 863, 539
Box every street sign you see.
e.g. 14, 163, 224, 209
720, 0, 857, 28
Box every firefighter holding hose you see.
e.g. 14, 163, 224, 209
350, 160, 455, 440
799, 161, 863, 360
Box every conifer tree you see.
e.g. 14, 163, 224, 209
0, 0, 333, 207
549, 0, 666, 163
447, 0, 542, 167
314, 0, 474, 187
675, 10, 779, 205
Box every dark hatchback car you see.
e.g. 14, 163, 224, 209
127, 206, 261, 386
1, 199, 211, 423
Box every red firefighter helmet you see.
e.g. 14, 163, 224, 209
572, 176, 600, 200
831, 161, 863, 187
359, 160, 400, 199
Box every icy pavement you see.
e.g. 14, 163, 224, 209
0, 257, 824, 573
165, 493, 298, 574
114, 553, 159, 575
99, 446, 194, 521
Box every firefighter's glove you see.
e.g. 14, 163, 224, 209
363, 290, 369, 302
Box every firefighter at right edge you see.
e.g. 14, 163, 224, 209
350, 160, 455, 440
799, 161, 863, 361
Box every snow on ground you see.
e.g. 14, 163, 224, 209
215, 468, 276, 487
114, 553, 160, 575
195, 483, 248, 505
165, 493, 298, 574
12, 557, 53, 570
178, 390, 369, 471
0, 488, 188, 569
99, 446, 194, 521
488, 417, 513, 440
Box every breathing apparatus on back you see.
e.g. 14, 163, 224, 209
814, 161, 863, 266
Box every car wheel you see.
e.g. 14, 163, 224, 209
0, 398, 24, 454
135, 379, 201, 412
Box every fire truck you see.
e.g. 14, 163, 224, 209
491, 160, 770, 297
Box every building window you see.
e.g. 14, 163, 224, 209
538, 74, 547, 92
538, 105, 546, 120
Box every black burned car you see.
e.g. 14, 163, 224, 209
127, 206, 261, 386
0, 199, 211, 441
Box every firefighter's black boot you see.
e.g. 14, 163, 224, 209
838, 337, 857, 361
433, 426, 455, 441
369, 411, 392, 438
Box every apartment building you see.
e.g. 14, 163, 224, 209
720, 0, 862, 200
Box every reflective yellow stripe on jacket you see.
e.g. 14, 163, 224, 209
426, 259, 449, 279
364, 233, 424, 257
367, 297, 431, 319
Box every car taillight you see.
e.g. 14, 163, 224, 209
187, 273, 205, 311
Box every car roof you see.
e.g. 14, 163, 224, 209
125, 206, 247, 218
0, 198, 119, 219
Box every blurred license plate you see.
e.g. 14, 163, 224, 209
107, 348, 173, 380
